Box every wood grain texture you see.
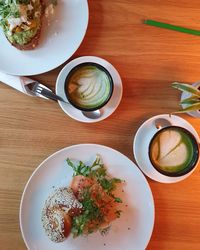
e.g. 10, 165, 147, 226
1, 0, 200, 249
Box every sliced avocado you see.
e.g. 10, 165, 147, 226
0, 0, 42, 46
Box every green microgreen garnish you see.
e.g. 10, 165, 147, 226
66, 155, 124, 238
0, 0, 20, 19
71, 187, 104, 237
66, 155, 102, 177
0, 0, 21, 31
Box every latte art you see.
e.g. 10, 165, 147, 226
65, 63, 113, 111
149, 126, 199, 176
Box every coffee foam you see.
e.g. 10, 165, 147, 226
151, 129, 193, 171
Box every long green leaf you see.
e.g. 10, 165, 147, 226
181, 96, 200, 105
172, 82, 200, 97
174, 103, 200, 113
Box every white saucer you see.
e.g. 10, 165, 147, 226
56, 56, 123, 123
133, 114, 200, 183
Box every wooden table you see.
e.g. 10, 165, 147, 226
1, 1, 200, 249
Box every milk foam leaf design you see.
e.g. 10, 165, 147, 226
150, 127, 199, 176
172, 82, 200, 97
66, 64, 112, 110
156, 130, 182, 162
158, 137, 183, 162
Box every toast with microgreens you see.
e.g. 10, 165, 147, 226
0, 0, 43, 50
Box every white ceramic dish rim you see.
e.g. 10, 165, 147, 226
19, 143, 155, 250
0, 0, 89, 76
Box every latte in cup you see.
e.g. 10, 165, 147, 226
64, 62, 113, 112
149, 126, 199, 177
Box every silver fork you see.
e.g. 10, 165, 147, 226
0, 73, 101, 119
26, 81, 66, 102
26, 81, 102, 119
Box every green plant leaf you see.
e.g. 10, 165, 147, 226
172, 82, 200, 97
181, 96, 200, 105
174, 103, 200, 113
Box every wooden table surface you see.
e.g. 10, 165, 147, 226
1, 0, 200, 249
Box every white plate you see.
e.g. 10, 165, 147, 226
133, 114, 200, 183
56, 56, 123, 123
0, 0, 88, 76
20, 144, 154, 250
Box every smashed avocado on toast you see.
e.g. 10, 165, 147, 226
0, 0, 43, 50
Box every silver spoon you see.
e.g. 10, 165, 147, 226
82, 109, 101, 119
154, 118, 172, 129
27, 82, 102, 119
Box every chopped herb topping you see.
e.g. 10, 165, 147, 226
67, 155, 124, 238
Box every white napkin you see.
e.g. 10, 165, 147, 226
0, 71, 35, 96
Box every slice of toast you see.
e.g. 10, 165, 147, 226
0, 0, 44, 50
9, 25, 41, 50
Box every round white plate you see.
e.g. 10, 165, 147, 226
133, 114, 200, 184
20, 144, 154, 250
56, 56, 123, 123
0, 0, 88, 76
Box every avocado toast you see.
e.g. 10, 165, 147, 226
0, 0, 43, 50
